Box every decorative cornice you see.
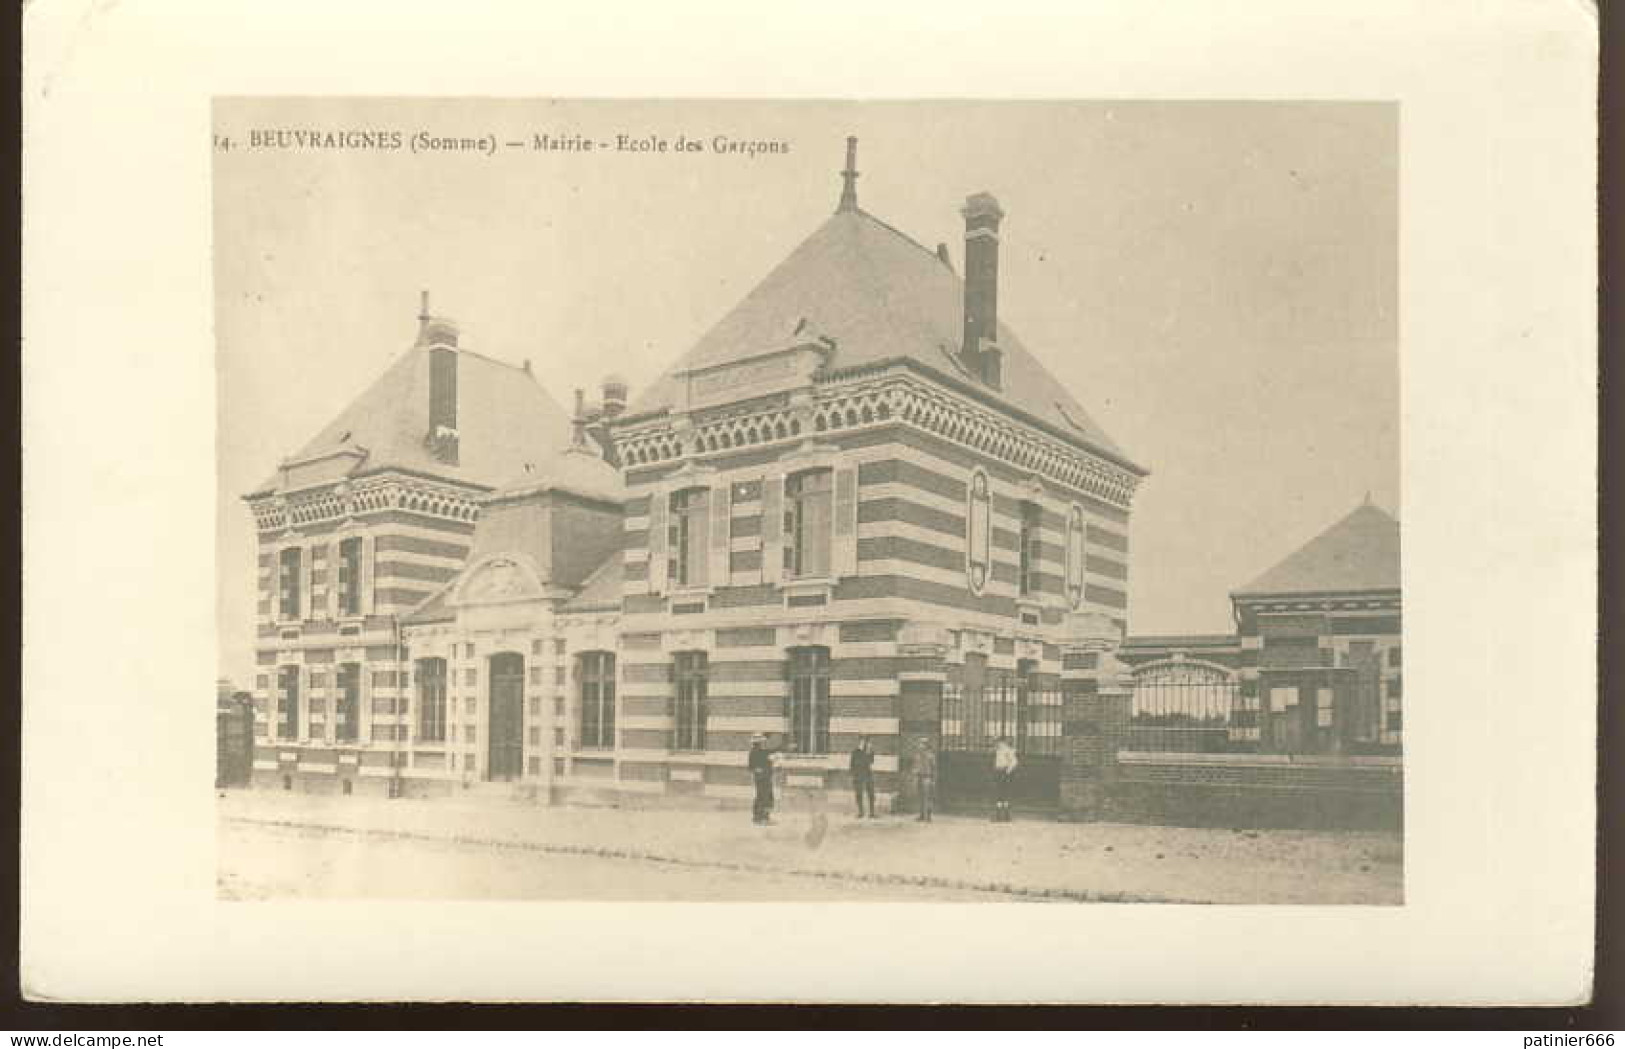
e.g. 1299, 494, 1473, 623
246, 471, 483, 535
613, 369, 1142, 510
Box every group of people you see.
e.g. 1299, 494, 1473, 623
747, 732, 1022, 825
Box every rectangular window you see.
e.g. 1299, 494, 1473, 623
578, 651, 617, 749
336, 537, 363, 617
669, 488, 710, 587
673, 652, 708, 752
1019, 503, 1043, 598
463, 668, 476, 687
416, 658, 447, 742
787, 647, 831, 754
277, 666, 300, 741
1316, 687, 1335, 728
335, 663, 361, 743
278, 548, 303, 620
1389, 645, 1403, 668
786, 470, 833, 579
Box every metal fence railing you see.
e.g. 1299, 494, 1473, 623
1128, 665, 1243, 754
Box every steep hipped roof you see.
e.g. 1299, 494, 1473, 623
625, 207, 1137, 470
1234, 501, 1401, 598
251, 341, 573, 496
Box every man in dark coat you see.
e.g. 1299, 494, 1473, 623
748, 733, 778, 824
849, 735, 877, 818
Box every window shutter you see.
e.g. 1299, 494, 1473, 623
833, 467, 858, 578
709, 482, 731, 586
761, 475, 784, 585
361, 535, 376, 615
647, 489, 668, 594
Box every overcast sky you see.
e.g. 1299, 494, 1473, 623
214, 99, 1397, 685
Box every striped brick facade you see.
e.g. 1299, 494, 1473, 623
245, 475, 483, 793
240, 156, 1154, 809
584, 363, 1142, 812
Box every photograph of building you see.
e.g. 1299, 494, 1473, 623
216, 100, 1401, 903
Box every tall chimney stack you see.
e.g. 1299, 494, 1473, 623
600, 374, 628, 420
960, 192, 1004, 388
419, 294, 460, 465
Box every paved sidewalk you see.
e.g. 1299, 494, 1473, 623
217, 788, 1403, 904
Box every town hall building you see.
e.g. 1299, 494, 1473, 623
243, 138, 1145, 813
243, 139, 1399, 824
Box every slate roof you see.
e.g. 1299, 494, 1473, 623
1233, 501, 1401, 598
624, 206, 1139, 472
487, 444, 624, 507
250, 340, 573, 496
561, 550, 624, 612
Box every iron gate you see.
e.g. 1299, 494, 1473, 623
938, 674, 1064, 813
1128, 661, 1242, 753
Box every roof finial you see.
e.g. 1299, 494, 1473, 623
837, 136, 859, 213
416, 289, 431, 343
1363, 489, 1373, 506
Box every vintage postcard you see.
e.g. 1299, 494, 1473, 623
22, 1, 1595, 1006
213, 99, 1402, 906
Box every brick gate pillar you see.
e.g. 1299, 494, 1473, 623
896, 622, 950, 815
1058, 612, 1134, 821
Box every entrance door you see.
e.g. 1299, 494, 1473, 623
488, 652, 524, 781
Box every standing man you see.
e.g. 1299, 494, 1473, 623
849, 735, 877, 818
912, 736, 938, 822
748, 732, 778, 825
992, 736, 1019, 822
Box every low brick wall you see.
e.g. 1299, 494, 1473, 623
1106, 754, 1403, 830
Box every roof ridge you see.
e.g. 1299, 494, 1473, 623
441, 345, 536, 375
849, 206, 950, 266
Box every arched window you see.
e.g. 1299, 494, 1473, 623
416, 657, 447, 743
966, 469, 992, 594
785, 469, 833, 578
668, 488, 710, 587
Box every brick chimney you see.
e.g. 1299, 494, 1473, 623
960, 192, 1004, 388
417, 292, 460, 465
